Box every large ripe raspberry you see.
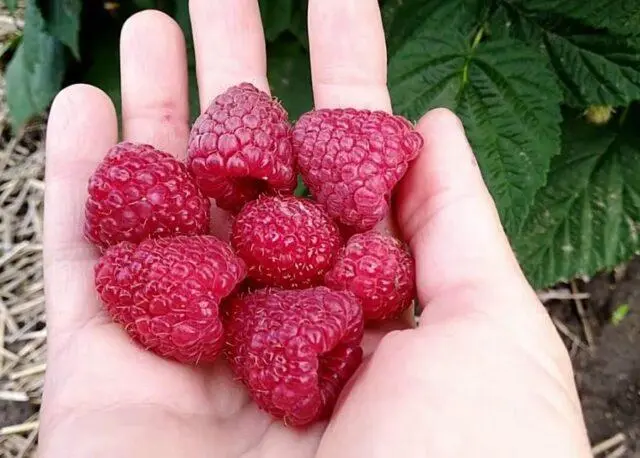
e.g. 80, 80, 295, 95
84, 142, 210, 249
231, 196, 342, 289
325, 231, 415, 321
226, 287, 363, 426
187, 83, 296, 212
95, 235, 246, 364
293, 109, 423, 232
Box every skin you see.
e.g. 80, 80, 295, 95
39, 1, 592, 457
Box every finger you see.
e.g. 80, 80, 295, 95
308, 0, 391, 110
395, 108, 527, 304
392, 109, 567, 364
44, 85, 118, 343
362, 307, 416, 357
189, 0, 269, 239
308, 0, 395, 233
320, 110, 585, 458
121, 10, 190, 157
190, 0, 269, 108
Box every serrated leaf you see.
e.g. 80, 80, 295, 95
6, 0, 66, 129
259, 0, 293, 42
383, 0, 483, 57
36, 0, 82, 58
289, 1, 308, 49
4, 0, 18, 13
495, 3, 640, 107
389, 32, 562, 235
507, 0, 640, 37
515, 115, 640, 288
267, 36, 312, 121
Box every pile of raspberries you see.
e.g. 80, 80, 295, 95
86, 83, 423, 426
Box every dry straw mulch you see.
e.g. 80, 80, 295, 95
0, 9, 44, 456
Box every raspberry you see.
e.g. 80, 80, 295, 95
231, 196, 342, 288
225, 287, 363, 426
95, 235, 246, 364
187, 83, 296, 212
84, 142, 210, 249
293, 109, 423, 232
325, 231, 415, 321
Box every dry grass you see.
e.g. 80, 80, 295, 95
0, 8, 44, 456
0, 92, 45, 458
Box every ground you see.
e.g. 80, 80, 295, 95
0, 8, 45, 456
575, 261, 640, 456
0, 79, 45, 457
534, 262, 640, 458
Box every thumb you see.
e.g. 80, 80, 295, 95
394, 108, 570, 362
321, 108, 590, 458
395, 108, 577, 385
395, 108, 529, 304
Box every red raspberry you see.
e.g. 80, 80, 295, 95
187, 83, 296, 212
95, 235, 246, 364
226, 287, 363, 426
231, 196, 342, 288
84, 142, 210, 249
325, 231, 415, 321
293, 109, 423, 232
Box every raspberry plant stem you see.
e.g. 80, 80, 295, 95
461, 25, 485, 88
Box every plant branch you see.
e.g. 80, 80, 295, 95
571, 280, 595, 351
461, 25, 485, 86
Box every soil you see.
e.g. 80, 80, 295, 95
571, 258, 640, 455
0, 400, 36, 429
546, 257, 640, 456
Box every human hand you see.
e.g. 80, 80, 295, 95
40, 1, 591, 457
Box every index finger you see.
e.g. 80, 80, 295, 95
308, 0, 391, 111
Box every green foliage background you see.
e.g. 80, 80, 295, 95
4, 0, 640, 289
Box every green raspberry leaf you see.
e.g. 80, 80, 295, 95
259, 0, 293, 42
388, 31, 563, 236
494, 3, 640, 107
514, 113, 640, 289
6, 0, 66, 129
505, 0, 640, 37
267, 35, 313, 121
288, 1, 308, 49
36, 0, 82, 58
383, 0, 483, 57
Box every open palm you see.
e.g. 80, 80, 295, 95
40, 1, 591, 457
